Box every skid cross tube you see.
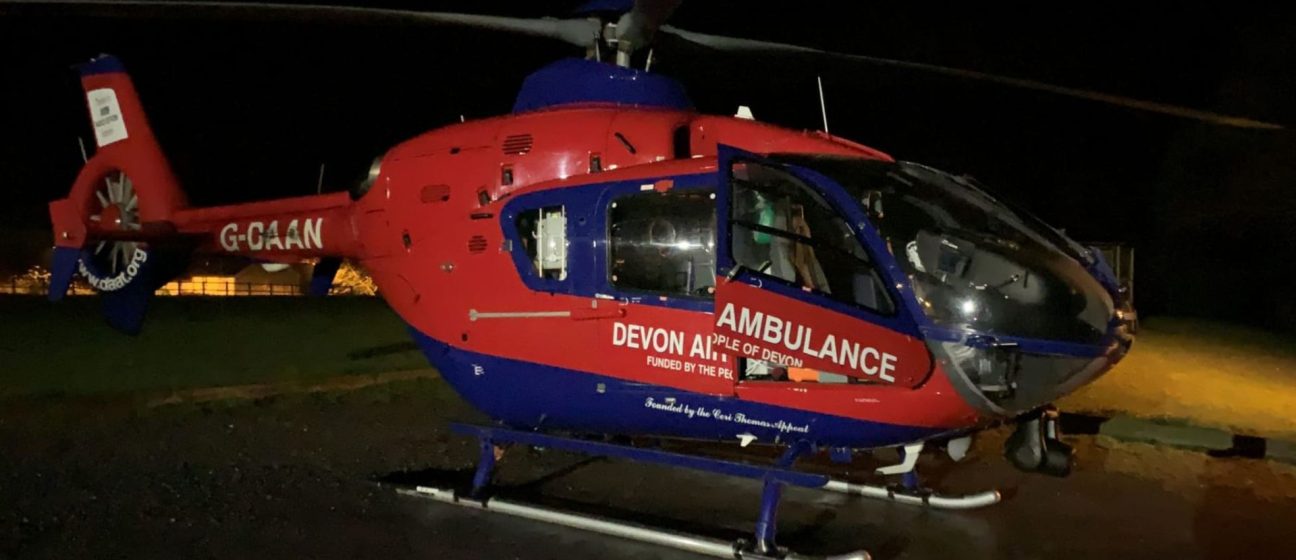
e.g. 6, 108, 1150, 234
446, 423, 864, 558
471, 438, 497, 497
900, 447, 920, 491
753, 440, 812, 554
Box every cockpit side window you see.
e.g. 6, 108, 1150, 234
609, 189, 717, 299
772, 154, 1112, 344
729, 161, 893, 315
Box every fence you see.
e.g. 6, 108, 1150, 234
0, 278, 340, 297
156, 279, 306, 296
1089, 242, 1136, 305
0, 279, 93, 296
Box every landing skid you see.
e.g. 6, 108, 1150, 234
399, 486, 866, 560
394, 423, 998, 558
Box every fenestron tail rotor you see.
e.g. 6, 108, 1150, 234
87, 171, 144, 276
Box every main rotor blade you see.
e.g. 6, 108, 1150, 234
660, 26, 1284, 130
615, 0, 681, 51
1, 1, 602, 47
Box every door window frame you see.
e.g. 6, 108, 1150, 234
715, 146, 925, 339
727, 163, 896, 317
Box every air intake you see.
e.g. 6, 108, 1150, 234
468, 235, 489, 254
502, 134, 533, 155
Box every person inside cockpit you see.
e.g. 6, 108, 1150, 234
742, 193, 830, 293
787, 202, 829, 293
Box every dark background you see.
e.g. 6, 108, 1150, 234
2, 2, 1294, 330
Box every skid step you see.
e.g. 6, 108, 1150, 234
821, 479, 1001, 510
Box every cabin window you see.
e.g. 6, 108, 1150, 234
609, 189, 716, 298
729, 161, 893, 314
516, 205, 568, 280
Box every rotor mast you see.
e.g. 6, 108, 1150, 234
576, 0, 679, 69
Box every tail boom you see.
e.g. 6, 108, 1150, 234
172, 192, 362, 261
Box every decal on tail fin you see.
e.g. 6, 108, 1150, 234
87, 87, 129, 147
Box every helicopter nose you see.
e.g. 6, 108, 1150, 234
923, 262, 1136, 417
901, 226, 1134, 416
930, 330, 1132, 417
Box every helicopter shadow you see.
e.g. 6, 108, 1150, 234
374, 455, 774, 549
374, 448, 933, 559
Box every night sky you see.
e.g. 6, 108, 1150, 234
2, 2, 1294, 330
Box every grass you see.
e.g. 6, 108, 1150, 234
1060, 316, 1296, 441
0, 295, 428, 398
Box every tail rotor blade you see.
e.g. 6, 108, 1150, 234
109, 244, 121, 274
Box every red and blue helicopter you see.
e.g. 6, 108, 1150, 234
30, 1, 1277, 557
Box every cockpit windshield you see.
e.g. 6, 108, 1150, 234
775, 154, 1114, 345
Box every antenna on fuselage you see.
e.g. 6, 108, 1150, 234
817, 75, 830, 135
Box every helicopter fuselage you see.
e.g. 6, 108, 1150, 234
333, 103, 986, 448
55, 56, 1132, 451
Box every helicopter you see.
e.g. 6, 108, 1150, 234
21, 0, 1282, 558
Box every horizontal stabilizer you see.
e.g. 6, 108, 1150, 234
309, 257, 342, 297
47, 246, 81, 302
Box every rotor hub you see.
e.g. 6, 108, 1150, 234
99, 203, 124, 230
86, 170, 145, 277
